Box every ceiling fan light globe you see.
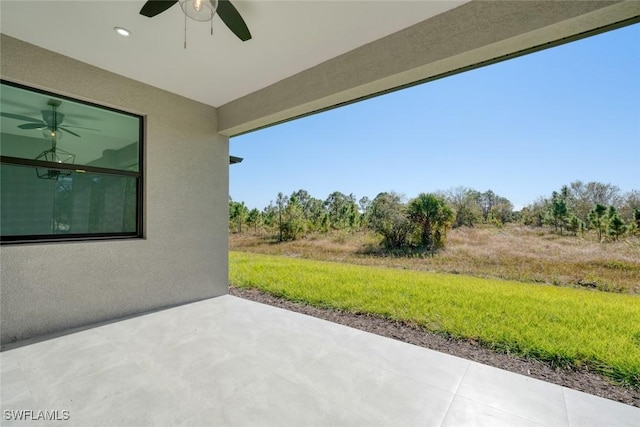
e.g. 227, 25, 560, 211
179, 0, 217, 21
42, 128, 63, 141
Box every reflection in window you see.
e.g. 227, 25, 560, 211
0, 80, 143, 243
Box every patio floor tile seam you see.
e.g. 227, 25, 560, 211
288, 344, 460, 398
561, 387, 572, 427
440, 358, 472, 424
329, 342, 467, 395
279, 344, 459, 426
453, 361, 571, 427
441, 394, 550, 427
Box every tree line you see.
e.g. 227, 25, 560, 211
519, 181, 639, 241
230, 180, 640, 251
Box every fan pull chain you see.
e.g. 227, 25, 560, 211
182, 12, 214, 48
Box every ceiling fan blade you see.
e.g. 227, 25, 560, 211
140, 0, 178, 17
18, 123, 46, 130
217, 0, 251, 41
0, 112, 43, 123
59, 127, 81, 137
61, 125, 101, 132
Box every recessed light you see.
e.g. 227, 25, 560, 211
114, 27, 131, 37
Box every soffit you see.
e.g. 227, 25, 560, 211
0, 0, 468, 108
217, 0, 640, 135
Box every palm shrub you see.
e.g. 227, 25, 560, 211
407, 193, 453, 251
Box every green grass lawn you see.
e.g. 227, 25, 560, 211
229, 251, 640, 388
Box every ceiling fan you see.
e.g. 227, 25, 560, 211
140, 0, 251, 42
0, 100, 98, 139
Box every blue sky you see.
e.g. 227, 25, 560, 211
230, 23, 639, 211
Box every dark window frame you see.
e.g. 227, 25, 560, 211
0, 80, 144, 244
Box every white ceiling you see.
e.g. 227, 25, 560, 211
0, 0, 468, 108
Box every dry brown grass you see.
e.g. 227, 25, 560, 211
229, 225, 640, 294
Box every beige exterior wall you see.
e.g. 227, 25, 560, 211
0, 35, 229, 345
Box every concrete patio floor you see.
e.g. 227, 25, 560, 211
1, 295, 638, 426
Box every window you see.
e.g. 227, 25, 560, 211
0, 80, 143, 243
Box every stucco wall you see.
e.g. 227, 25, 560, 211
0, 35, 229, 345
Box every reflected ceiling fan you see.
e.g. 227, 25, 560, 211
140, 0, 251, 41
0, 100, 98, 140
